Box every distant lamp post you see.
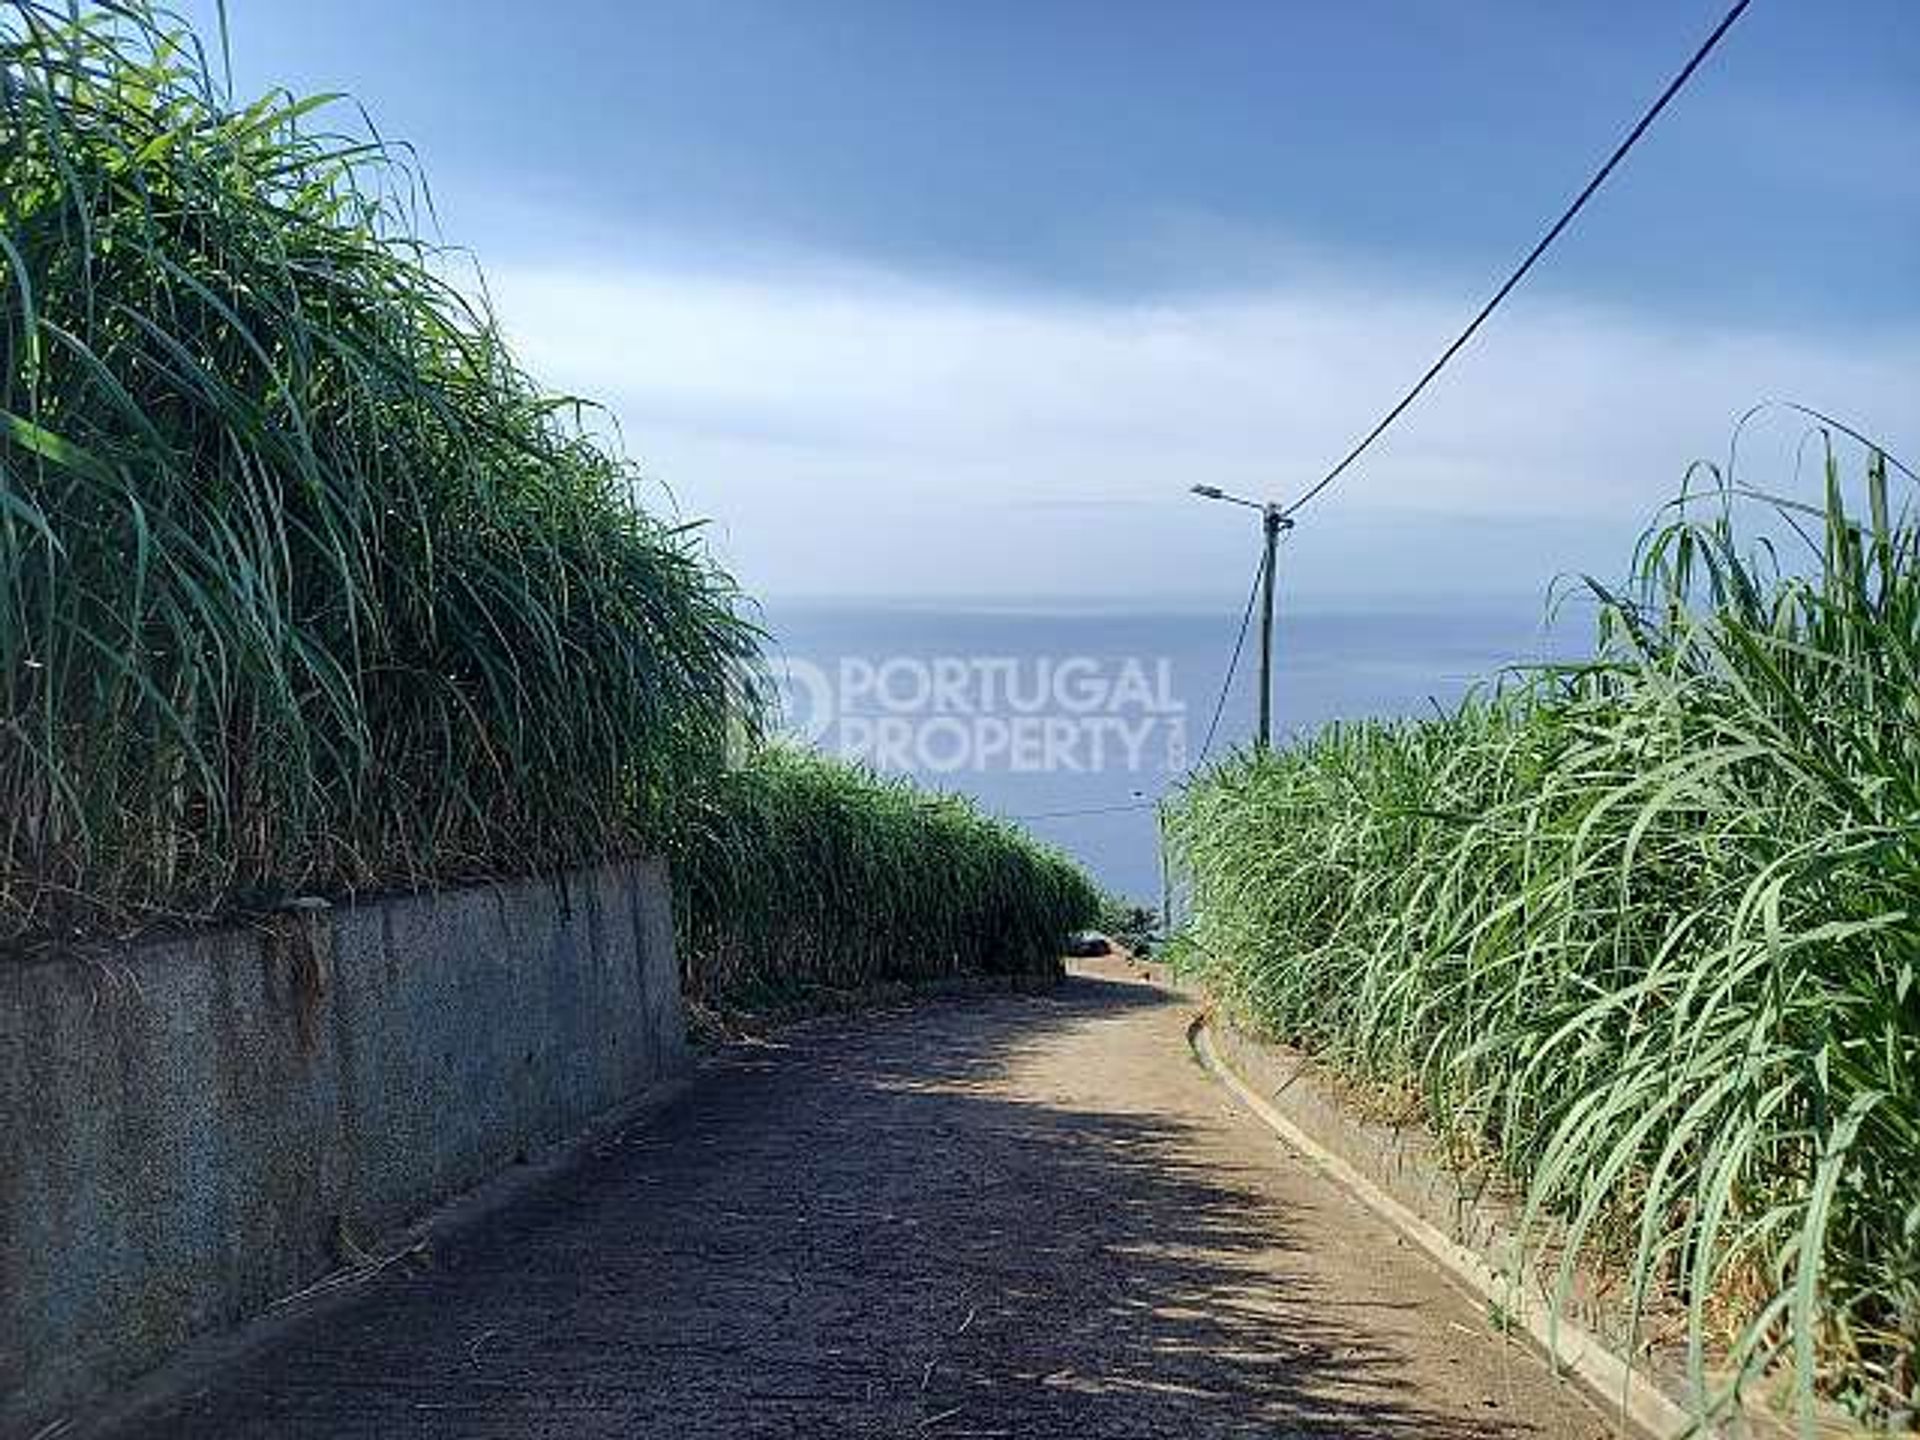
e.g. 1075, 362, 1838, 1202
1189, 485, 1293, 750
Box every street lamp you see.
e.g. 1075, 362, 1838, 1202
1189, 485, 1293, 750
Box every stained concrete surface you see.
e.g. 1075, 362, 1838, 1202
95, 967, 1619, 1439
3, 861, 683, 1434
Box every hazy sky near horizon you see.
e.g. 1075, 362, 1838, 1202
186, 1, 1917, 603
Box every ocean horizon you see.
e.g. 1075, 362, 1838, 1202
755, 592, 1592, 903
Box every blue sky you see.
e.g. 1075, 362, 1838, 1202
186, 1, 1917, 602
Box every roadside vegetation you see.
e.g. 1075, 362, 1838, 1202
0, 0, 1093, 984
1167, 446, 1920, 1427
0, 0, 751, 942
674, 747, 1100, 1015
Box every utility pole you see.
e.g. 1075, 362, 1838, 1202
1257, 503, 1282, 749
1191, 485, 1293, 751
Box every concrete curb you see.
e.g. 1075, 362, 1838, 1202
1188, 1013, 1703, 1440
58, 1075, 693, 1440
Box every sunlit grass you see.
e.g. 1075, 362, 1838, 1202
1, 2, 1097, 1001
675, 747, 1101, 1009
0, 1, 762, 943
1167, 447, 1920, 1427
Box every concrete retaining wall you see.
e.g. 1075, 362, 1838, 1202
1, 860, 686, 1434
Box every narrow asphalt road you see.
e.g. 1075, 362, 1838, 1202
103, 966, 1618, 1439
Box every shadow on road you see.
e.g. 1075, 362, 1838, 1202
112, 976, 1564, 1439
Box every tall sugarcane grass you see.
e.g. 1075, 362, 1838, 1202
673, 746, 1101, 1011
1167, 447, 1920, 1428
2, 1, 1100, 997
1, 1, 761, 946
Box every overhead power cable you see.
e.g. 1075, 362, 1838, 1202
1282, 0, 1753, 521
1196, 543, 1267, 766
1020, 7, 1751, 821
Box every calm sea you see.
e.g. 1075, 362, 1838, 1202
757, 595, 1588, 904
